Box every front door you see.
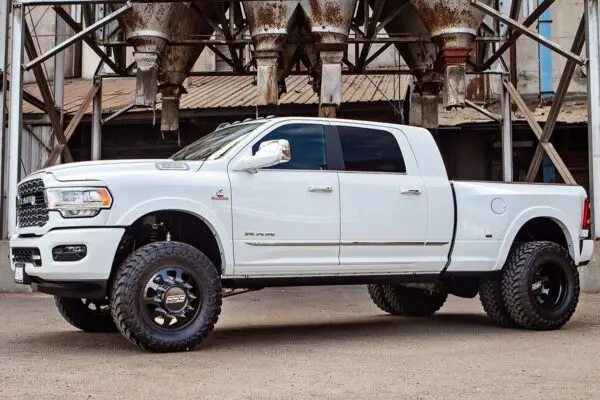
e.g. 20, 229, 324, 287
229, 121, 341, 276
333, 122, 447, 274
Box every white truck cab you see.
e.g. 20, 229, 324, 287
9, 117, 594, 352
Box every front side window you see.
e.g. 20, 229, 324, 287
337, 126, 406, 173
252, 124, 327, 170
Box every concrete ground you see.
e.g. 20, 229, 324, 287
1, 287, 599, 400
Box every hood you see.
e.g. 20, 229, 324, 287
31, 159, 192, 183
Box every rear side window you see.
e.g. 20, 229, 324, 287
252, 123, 327, 170
337, 126, 406, 173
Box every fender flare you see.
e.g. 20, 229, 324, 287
493, 206, 578, 270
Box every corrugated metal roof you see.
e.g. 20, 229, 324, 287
22, 74, 411, 115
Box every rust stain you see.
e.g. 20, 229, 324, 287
408, 0, 487, 34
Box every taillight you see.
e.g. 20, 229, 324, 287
582, 198, 591, 231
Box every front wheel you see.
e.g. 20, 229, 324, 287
501, 241, 580, 330
110, 241, 222, 352
55, 297, 117, 332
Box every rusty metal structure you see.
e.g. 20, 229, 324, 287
1, 0, 600, 245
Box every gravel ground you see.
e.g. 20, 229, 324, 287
1, 286, 599, 400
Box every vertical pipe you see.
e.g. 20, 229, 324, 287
54, 6, 66, 125
586, 0, 600, 239
91, 77, 102, 160
0, 0, 9, 237
537, 0, 554, 100
7, 4, 24, 238
501, 81, 513, 182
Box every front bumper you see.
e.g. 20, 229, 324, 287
9, 227, 125, 282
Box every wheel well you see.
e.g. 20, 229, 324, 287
512, 217, 569, 252
110, 210, 223, 280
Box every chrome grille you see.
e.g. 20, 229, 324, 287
17, 179, 49, 228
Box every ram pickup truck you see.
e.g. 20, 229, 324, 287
9, 117, 594, 352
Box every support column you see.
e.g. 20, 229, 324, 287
584, 0, 600, 292
318, 50, 343, 118
0, 0, 9, 238
501, 80, 513, 182
254, 51, 279, 106
7, 4, 24, 238
91, 77, 102, 161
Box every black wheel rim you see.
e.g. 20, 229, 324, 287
529, 262, 568, 312
141, 267, 203, 330
82, 298, 110, 315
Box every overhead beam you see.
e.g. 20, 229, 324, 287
356, 0, 386, 70
471, 0, 584, 65
24, 21, 73, 163
53, 6, 123, 74
503, 79, 575, 184
24, 3, 131, 70
465, 99, 501, 122
478, 0, 556, 71
526, 14, 586, 182
375, 2, 408, 35
23, 91, 47, 112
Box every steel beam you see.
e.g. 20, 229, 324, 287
101, 103, 134, 124
23, 91, 47, 112
503, 79, 575, 184
501, 82, 513, 182
53, 6, 123, 74
0, 0, 9, 237
471, 0, 584, 64
357, 0, 386, 70
24, 21, 74, 163
54, 6, 66, 126
478, 0, 556, 71
7, 3, 24, 238
465, 99, 501, 122
24, 4, 131, 71
91, 77, 102, 160
526, 14, 586, 182
586, 0, 600, 238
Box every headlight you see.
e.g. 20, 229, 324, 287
45, 187, 113, 218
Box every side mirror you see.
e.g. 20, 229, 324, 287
232, 139, 291, 173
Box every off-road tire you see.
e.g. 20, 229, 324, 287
478, 277, 515, 327
383, 284, 448, 317
55, 296, 117, 332
501, 241, 579, 330
367, 284, 402, 315
110, 241, 222, 352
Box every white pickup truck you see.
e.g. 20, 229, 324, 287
9, 117, 594, 352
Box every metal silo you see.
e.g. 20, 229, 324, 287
408, 0, 491, 109
244, 0, 299, 105
300, 0, 357, 117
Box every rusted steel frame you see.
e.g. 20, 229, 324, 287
101, 69, 417, 78
507, 0, 522, 85
212, 1, 243, 71
24, 21, 74, 163
23, 91, 46, 112
502, 79, 576, 184
364, 42, 392, 67
477, 0, 555, 71
53, 6, 123, 75
357, 0, 386, 70
525, 15, 586, 182
350, 23, 365, 38
44, 81, 100, 166
24, 4, 131, 70
101, 103, 135, 124
473, 0, 584, 67
464, 99, 501, 122
374, 2, 408, 35
342, 57, 355, 70
206, 44, 236, 69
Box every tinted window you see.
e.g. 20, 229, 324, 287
252, 124, 327, 170
337, 126, 406, 173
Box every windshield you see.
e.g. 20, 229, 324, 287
171, 122, 265, 161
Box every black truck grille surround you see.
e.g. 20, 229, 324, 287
11, 247, 42, 266
17, 179, 49, 228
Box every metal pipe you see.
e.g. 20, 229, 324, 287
537, 0, 554, 100
7, 3, 24, 238
91, 77, 102, 160
586, 0, 600, 239
0, 0, 9, 237
54, 6, 66, 125
101, 103, 135, 124
501, 80, 513, 182
24, 3, 132, 70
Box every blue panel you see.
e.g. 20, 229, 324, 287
538, 0, 554, 100
542, 154, 556, 183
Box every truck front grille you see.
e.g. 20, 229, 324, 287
11, 247, 42, 266
17, 179, 49, 228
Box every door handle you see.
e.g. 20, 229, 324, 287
308, 185, 333, 193
400, 188, 422, 195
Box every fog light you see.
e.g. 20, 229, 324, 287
52, 245, 87, 262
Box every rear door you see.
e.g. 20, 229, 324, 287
333, 122, 447, 274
